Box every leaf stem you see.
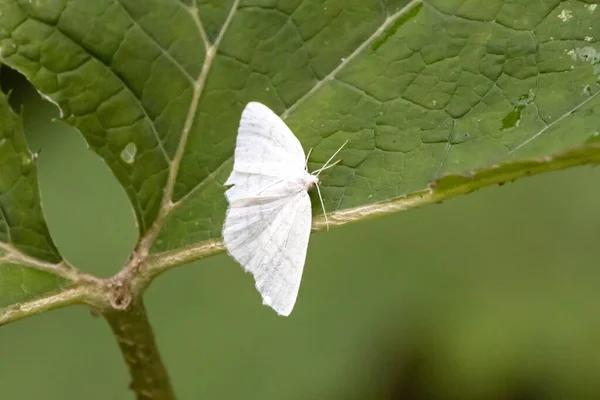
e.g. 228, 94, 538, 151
104, 300, 176, 400
0, 243, 98, 283
141, 143, 600, 276
0, 284, 91, 326
142, 238, 225, 283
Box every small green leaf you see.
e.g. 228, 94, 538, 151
0, 263, 66, 308
0, 0, 599, 263
0, 86, 67, 310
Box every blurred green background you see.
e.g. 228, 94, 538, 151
2, 67, 600, 400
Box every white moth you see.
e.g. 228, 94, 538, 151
223, 102, 346, 316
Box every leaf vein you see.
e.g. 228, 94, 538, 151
509, 90, 600, 154
113, 0, 197, 84
133, 0, 240, 254
281, 0, 423, 119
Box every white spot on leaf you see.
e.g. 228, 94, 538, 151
567, 47, 600, 78
120, 142, 137, 164
558, 9, 573, 22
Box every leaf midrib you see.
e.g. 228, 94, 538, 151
134, 0, 241, 252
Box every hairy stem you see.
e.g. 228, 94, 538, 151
0, 285, 91, 326
104, 300, 176, 400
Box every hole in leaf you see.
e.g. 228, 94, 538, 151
0, 67, 138, 278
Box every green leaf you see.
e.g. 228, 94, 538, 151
0, 86, 67, 310
0, 0, 599, 263
0, 264, 66, 308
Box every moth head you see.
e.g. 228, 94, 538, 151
306, 173, 319, 188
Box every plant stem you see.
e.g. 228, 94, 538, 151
104, 300, 176, 400
0, 285, 91, 326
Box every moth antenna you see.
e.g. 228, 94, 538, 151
315, 182, 329, 231
313, 159, 341, 175
305, 148, 313, 171
314, 140, 349, 177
